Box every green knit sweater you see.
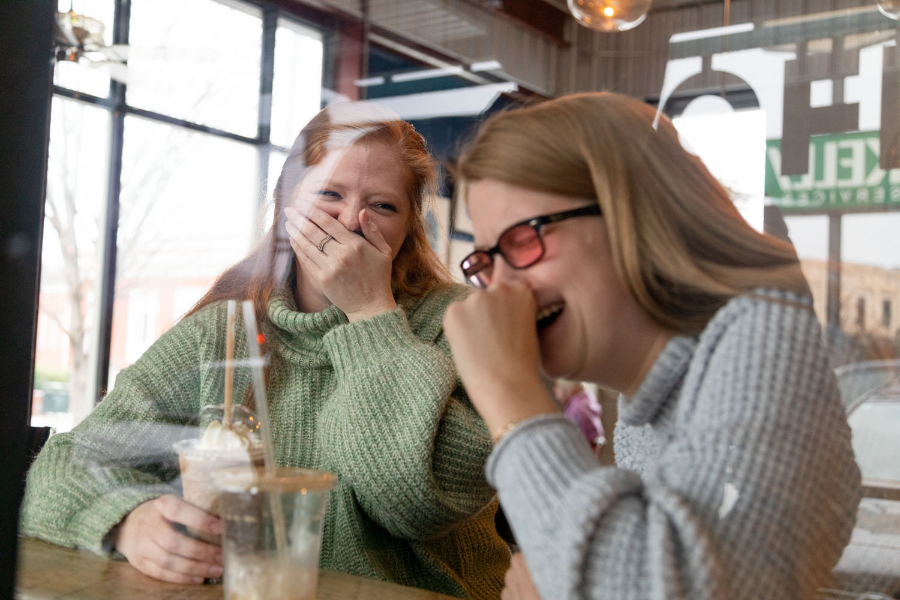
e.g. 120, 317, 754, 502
21, 284, 509, 599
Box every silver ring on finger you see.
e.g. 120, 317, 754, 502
317, 234, 334, 253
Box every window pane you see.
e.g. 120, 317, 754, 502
673, 106, 766, 231
262, 149, 287, 235
784, 215, 830, 326
270, 18, 323, 148
53, 0, 115, 97
268, 149, 287, 196
34, 97, 111, 432
126, 0, 262, 137
848, 395, 900, 482
109, 116, 259, 387
426, 195, 451, 266
839, 213, 900, 357
449, 238, 474, 284
250, 149, 287, 243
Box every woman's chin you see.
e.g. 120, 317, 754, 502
538, 317, 575, 378
540, 340, 589, 382
539, 351, 573, 380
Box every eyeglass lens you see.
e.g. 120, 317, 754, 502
500, 225, 543, 267
461, 252, 493, 288
462, 224, 544, 288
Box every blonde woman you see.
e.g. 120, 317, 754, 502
23, 103, 509, 599
443, 92, 861, 599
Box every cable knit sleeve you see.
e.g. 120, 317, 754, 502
20, 305, 229, 555
486, 291, 862, 600
318, 288, 496, 541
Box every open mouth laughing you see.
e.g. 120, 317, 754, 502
536, 302, 564, 330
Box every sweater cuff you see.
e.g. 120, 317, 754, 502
323, 308, 432, 374
78, 483, 174, 557
486, 414, 602, 520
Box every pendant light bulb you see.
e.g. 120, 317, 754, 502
878, 0, 900, 20
567, 0, 653, 32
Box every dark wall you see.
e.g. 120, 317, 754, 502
0, 0, 55, 596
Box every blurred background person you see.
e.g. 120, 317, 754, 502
553, 379, 605, 457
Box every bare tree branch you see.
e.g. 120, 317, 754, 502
37, 304, 74, 339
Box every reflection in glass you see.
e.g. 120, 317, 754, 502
34, 97, 110, 432
673, 101, 766, 231
108, 116, 258, 388
53, 0, 115, 97
878, 0, 900, 20
567, 0, 652, 32
126, 0, 262, 136
847, 377, 900, 482
839, 213, 900, 359
783, 215, 830, 327
262, 150, 288, 238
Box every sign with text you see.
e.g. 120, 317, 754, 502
765, 131, 900, 212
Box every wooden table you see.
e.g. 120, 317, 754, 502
16, 538, 456, 600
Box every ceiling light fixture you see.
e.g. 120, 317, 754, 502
878, 0, 900, 20
567, 0, 653, 32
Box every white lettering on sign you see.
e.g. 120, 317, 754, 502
768, 138, 899, 194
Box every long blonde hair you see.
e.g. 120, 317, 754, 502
457, 92, 809, 335
189, 102, 452, 325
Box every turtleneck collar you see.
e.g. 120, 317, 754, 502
265, 288, 428, 367
266, 290, 348, 365
619, 335, 697, 426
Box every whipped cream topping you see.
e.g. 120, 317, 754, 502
196, 420, 257, 451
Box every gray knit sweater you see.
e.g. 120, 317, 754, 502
487, 288, 861, 599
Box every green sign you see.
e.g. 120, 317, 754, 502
765, 130, 900, 212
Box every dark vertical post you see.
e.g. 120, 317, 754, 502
881, 44, 900, 170
257, 6, 277, 232
0, 0, 55, 596
333, 21, 364, 102
95, 0, 131, 400
827, 213, 842, 330
359, 0, 370, 100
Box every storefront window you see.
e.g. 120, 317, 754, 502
33, 97, 110, 432
107, 117, 259, 389
126, 0, 263, 136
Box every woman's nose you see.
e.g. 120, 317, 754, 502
489, 255, 522, 286
336, 201, 363, 233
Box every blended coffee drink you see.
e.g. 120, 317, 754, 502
174, 420, 264, 544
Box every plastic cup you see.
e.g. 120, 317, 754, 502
173, 404, 264, 545
173, 439, 264, 544
212, 467, 336, 600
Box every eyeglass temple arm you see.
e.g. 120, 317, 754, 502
531, 204, 602, 228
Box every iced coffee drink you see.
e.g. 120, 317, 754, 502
174, 415, 264, 544
213, 467, 335, 600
